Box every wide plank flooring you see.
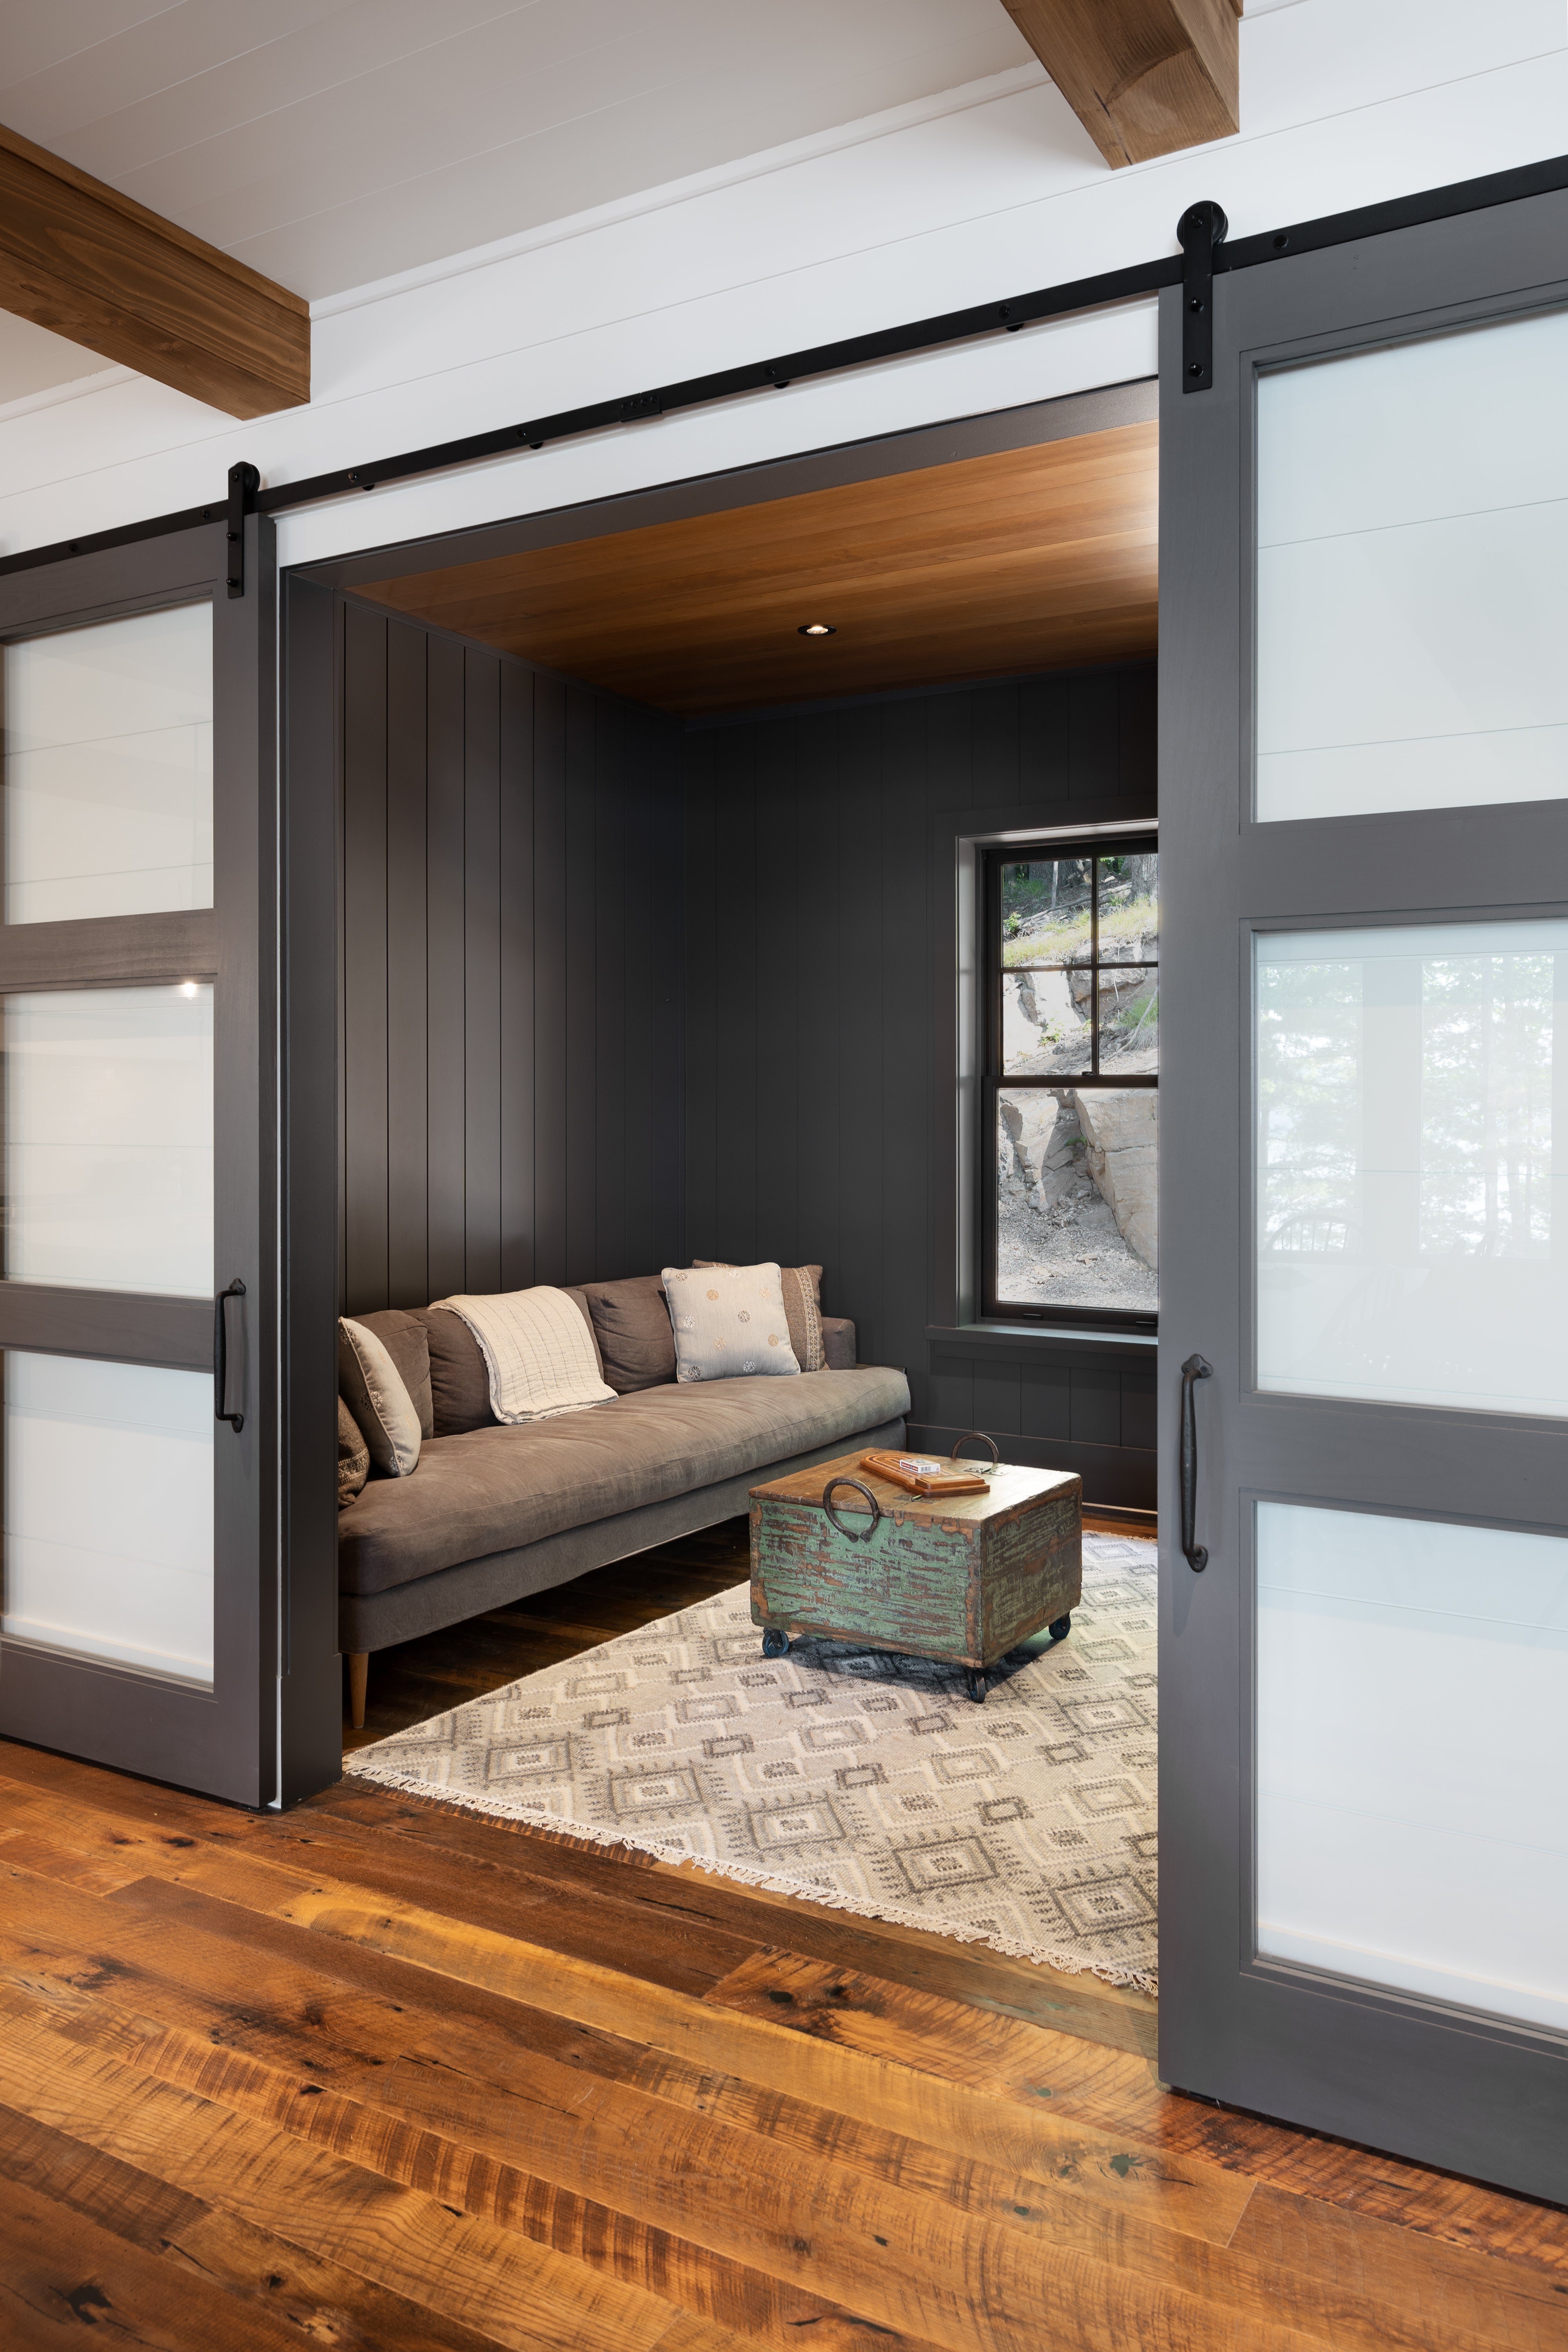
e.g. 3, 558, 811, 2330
2, 1514, 1565, 2350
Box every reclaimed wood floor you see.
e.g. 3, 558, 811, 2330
3, 1514, 1566, 2351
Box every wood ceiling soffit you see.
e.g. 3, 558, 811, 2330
1001, 0, 1239, 167
0, 122, 309, 417
355, 424, 1158, 714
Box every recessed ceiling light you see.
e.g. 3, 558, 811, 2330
797, 621, 836, 637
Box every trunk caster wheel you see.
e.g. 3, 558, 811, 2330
761, 1627, 790, 1658
1049, 1614, 1071, 1641
966, 1669, 987, 1704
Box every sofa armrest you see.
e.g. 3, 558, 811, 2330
820, 1315, 856, 1370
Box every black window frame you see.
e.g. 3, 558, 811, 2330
982, 831, 1158, 1333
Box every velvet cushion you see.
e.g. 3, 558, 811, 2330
337, 1397, 369, 1510
339, 1318, 421, 1477
582, 1274, 676, 1392
695, 1260, 824, 1372
350, 1308, 434, 1437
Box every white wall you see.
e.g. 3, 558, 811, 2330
1, 0, 1564, 571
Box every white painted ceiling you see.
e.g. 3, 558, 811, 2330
0, 0, 1034, 403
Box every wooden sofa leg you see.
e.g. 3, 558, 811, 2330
347, 1651, 368, 1731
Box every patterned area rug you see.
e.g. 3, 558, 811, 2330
347, 1534, 1158, 1987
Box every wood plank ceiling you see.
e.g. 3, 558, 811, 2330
355, 421, 1159, 716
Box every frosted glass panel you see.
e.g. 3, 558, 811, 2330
1256, 309, 1568, 820
2, 603, 212, 921
2, 1351, 214, 1684
4, 985, 213, 1294
1256, 922, 1568, 1415
1256, 1502, 1568, 2031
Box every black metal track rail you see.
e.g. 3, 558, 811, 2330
3, 147, 1567, 584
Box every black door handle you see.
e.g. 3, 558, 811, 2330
215, 1279, 246, 1432
1180, 1354, 1212, 1569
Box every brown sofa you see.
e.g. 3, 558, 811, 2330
339, 1273, 909, 1722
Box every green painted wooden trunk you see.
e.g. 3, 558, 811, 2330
749, 1450, 1082, 1687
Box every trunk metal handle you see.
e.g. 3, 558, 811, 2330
951, 1429, 1000, 1471
216, 1278, 246, 1432
823, 1475, 881, 1543
1180, 1354, 1212, 1569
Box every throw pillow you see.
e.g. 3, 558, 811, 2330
583, 1274, 678, 1392
339, 1316, 422, 1476
693, 1259, 825, 1372
424, 1307, 495, 1434
337, 1397, 370, 1510
432, 1287, 616, 1423
662, 1263, 802, 1381
349, 1308, 434, 1437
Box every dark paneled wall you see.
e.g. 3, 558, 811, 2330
683, 663, 1158, 1511
339, 599, 684, 1315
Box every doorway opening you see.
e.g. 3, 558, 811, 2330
294, 372, 1160, 1774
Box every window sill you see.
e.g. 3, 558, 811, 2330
926, 1321, 1156, 1363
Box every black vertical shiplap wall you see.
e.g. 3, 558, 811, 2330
339, 601, 685, 1312
683, 662, 1159, 1511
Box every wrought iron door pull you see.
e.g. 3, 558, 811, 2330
1180, 1354, 1213, 1569
215, 1279, 247, 1432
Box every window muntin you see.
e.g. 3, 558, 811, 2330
988, 843, 1157, 1325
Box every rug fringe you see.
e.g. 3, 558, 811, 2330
342, 1753, 1159, 1995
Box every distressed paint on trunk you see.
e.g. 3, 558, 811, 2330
749, 1453, 1082, 1669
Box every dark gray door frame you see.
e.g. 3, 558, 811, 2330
1158, 187, 1568, 2200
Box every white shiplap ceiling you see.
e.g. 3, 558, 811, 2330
0, 0, 1035, 402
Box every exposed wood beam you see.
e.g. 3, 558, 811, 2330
0, 122, 309, 417
1002, 0, 1240, 168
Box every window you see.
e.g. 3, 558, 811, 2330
985, 838, 1158, 1327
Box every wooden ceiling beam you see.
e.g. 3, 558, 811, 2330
0, 122, 308, 417
1001, 0, 1240, 168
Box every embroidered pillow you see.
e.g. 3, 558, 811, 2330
662, 1263, 802, 1381
339, 1316, 422, 1476
693, 1259, 824, 1372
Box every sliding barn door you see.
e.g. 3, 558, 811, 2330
1159, 187, 1568, 2197
0, 513, 280, 1804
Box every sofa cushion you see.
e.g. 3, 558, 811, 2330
820, 1316, 855, 1371
339, 1318, 422, 1477
695, 1260, 824, 1370
433, 1287, 616, 1422
414, 1291, 603, 1435
582, 1274, 675, 1392
338, 1364, 910, 1598
562, 1285, 606, 1380
665, 1262, 801, 1381
351, 1309, 434, 1437
421, 1307, 495, 1435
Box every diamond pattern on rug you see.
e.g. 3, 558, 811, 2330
347, 1534, 1158, 1986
